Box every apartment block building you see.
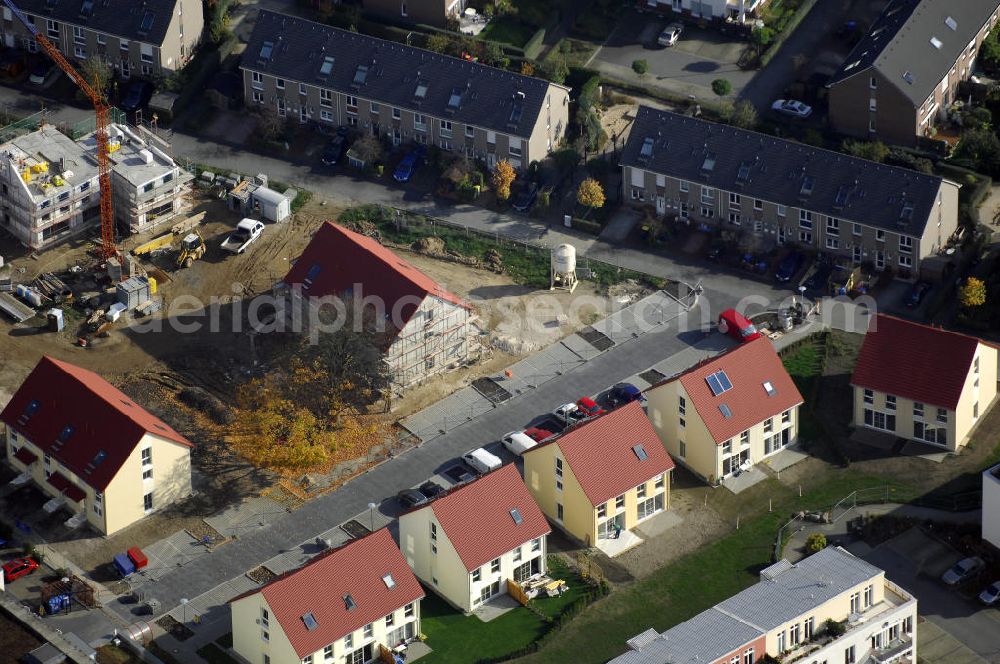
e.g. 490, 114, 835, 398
983, 462, 1000, 550
828, 0, 1000, 146
241, 10, 570, 170
612, 546, 917, 664
851, 314, 998, 451
283, 222, 477, 388
363, 0, 467, 27
620, 106, 961, 281
521, 401, 675, 551
646, 337, 803, 486
2, 356, 193, 536
0, 123, 192, 250
0, 125, 99, 250
398, 465, 550, 612
231, 529, 424, 664
1, 0, 203, 76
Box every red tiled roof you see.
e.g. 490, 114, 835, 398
284, 223, 469, 335
427, 464, 550, 571
0, 357, 192, 492
230, 528, 423, 659
46, 472, 86, 503
12, 447, 37, 465
851, 314, 982, 410
535, 401, 675, 506
657, 337, 803, 444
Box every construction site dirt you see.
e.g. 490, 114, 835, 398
0, 190, 618, 570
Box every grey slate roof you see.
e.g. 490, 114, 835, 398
241, 10, 556, 139
609, 548, 885, 664
12, 0, 178, 45
829, 0, 1000, 106
621, 106, 945, 237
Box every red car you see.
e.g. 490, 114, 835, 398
718, 308, 762, 343
576, 397, 606, 418
524, 427, 555, 442
3, 557, 39, 583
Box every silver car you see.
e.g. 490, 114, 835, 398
979, 581, 1000, 605
658, 23, 683, 47
942, 557, 985, 585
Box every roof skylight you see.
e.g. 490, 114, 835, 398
414, 79, 429, 100
763, 381, 776, 397
930, 36, 942, 49
633, 444, 648, 461
259, 41, 274, 61
343, 594, 356, 610
302, 612, 318, 630
510, 508, 523, 525
719, 404, 732, 419
382, 573, 396, 589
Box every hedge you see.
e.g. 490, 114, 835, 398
523, 27, 547, 61
571, 218, 603, 235
759, 0, 818, 68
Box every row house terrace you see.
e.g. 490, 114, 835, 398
240, 10, 569, 170
620, 106, 961, 282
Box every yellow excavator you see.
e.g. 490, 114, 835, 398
176, 232, 206, 269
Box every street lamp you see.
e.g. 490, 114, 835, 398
368, 503, 377, 532
180, 598, 189, 625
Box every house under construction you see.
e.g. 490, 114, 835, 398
283, 222, 478, 388
0, 123, 191, 251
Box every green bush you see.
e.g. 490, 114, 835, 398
578, 76, 602, 112
711, 78, 732, 96
632, 59, 649, 75
572, 218, 603, 235
806, 532, 827, 553
824, 618, 847, 638
524, 28, 547, 60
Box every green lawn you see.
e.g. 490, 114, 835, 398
780, 337, 826, 445
480, 16, 537, 49
421, 591, 548, 664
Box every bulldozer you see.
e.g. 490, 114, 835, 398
176, 232, 206, 269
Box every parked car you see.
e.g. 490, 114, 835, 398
775, 251, 805, 283
462, 447, 502, 474
771, 99, 813, 118
942, 556, 985, 585
321, 128, 350, 166
523, 427, 555, 443
576, 397, 605, 418
121, 80, 154, 117
609, 382, 644, 407
513, 183, 538, 213
905, 281, 931, 308
502, 431, 540, 456
804, 262, 833, 291
718, 308, 762, 342
979, 581, 1000, 605
393, 146, 426, 183
553, 403, 588, 426
418, 481, 446, 499
657, 23, 683, 46
221, 218, 265, 254
2, 557, 38, 583
397, 488, 428, 508
28, 61, 55, 86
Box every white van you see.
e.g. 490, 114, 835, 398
501, 431, 538, 457
462, 447, 502, 475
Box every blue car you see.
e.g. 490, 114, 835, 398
775, 251, 804, 283
393, 146, 426, 183
609, 383, 644, 407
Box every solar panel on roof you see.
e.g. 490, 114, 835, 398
706, 373, 724, 396
716, 370, 732, 391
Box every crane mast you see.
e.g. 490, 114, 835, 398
3, 0, 117, 260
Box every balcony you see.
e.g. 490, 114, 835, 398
872, 636, 914, 664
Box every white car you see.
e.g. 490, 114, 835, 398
657, 23, 683, 47
462, 447, 502, 475
221, 219, 265, 254
501, 431, 538, 456
771, 99, 813, 118
553, 403, 588, 426
942, 556, 984, 585
979, 581, 1000, 605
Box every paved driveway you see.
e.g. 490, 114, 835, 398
590, 10, 755, 102
862, 528, 1000, 662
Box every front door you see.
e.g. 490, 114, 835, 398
120, 60, 130, 79
392, 127, 401, 146
656, 196, 666, 216
299, 106, 308, 124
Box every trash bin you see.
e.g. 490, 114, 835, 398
47, 308, 64, 332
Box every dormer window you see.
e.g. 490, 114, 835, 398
319, 55, 334, 77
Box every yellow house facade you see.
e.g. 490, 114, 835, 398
851, 314, 999, 451
398, 464, 550, 613
1, 357, 193, 536
645, 336, 803, 485
231, 529, 423, 664
521, 401, 675, 548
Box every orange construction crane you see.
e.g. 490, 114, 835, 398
4, 0, 116, 260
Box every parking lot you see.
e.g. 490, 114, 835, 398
590, 10, 755, 102
859, 528, 1000, 662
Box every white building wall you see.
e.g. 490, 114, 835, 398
983, 464, 1000, 549
386, 295, 476, 388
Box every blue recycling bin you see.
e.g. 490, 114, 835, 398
113, 552, 136, 577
